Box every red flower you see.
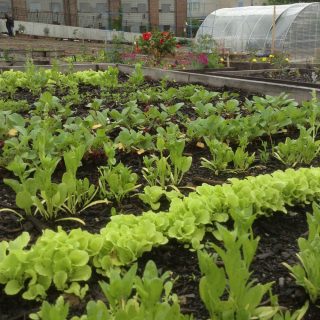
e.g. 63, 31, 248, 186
142, 32, 152, 41
136, 30, 177, 61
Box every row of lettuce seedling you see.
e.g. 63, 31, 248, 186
1, 167, 320, 303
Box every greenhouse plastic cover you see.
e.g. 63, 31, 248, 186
196, 2, 320, 60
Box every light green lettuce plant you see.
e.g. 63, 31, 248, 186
1, 167, 320, 302
0, 228, 100, 300
138, 186, 182, 211
96, 214, 168, 270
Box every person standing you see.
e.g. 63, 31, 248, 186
5, 14, 14, 37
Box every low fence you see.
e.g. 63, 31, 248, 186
0, 19, 140, 43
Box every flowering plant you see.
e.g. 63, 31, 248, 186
121, 52, 138, 65
136, 30, 177, 62
255, 53, 290, 67
198, 53, 209, 65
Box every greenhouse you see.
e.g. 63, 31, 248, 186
196, 2, 320, 61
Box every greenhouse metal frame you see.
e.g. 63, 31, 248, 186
196, 2, 320, 61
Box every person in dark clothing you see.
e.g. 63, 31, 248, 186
5, 14, 14, 37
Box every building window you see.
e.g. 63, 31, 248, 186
29, 3, 41, 12
122, 3, 131, 13
96, 3, 107, 13
140, 25, 147, 32
193, 3, 200, 12
161, 4, 171, 13
0, 1, 10, 12
188, 2, 200, 12
163, 24, 171, 31
138, 3, 146, 13
50, 2, 62, 13
79, 2, 92, 13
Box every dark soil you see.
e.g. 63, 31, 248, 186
1, 209, 319, 319
193, 67, 320, 89
257, 68, 320, 85
142, 208, 320, 319
1, 77, 320, 319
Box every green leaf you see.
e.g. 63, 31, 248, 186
70, 265, 91, 282
0, 242, 9, 261
69, 250, 89, 266
65, 283, 89, 299
88, 237, 104, 255
4, 279, 23, 295
53, 271, 68, 290
9, 232, 30, 250
4, 178, 23, 193
16, 190, 33, 212
85, 300, 110, 320
22, 283, 47, 300
41, 296, 69, 320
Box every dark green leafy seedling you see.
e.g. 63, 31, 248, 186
284, 203, 320, 303
29, 296, 69, 320
198, 224, 279, 319
98, 163, 140, 204
99, 264, 137, 309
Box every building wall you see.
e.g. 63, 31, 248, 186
122, 0, 149, 33
109, 0, 120, 29
25, 0, 64, 24
77, 0, 109, 29
176, 0, 187, 36
12, 0, 27, 19
3, 0, 191, 35
63, 0, 78, 26
154, 0, 187, 35
159, 0, 175, 32
26, 0, 61, 12
149, 0, 159, 30
0, 0, 11, 14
